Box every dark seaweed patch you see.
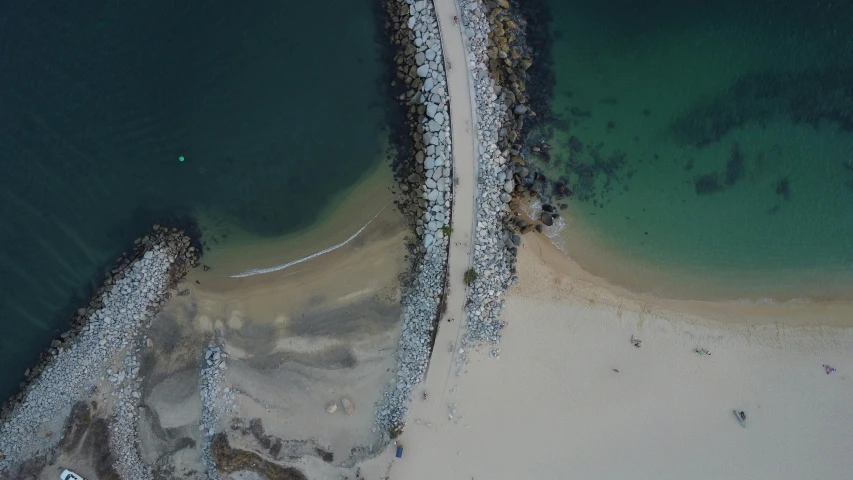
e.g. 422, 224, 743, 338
725, 141, 745, 186
670, 66, 853, 147
694, 173, 723, 195
775, 177, 791, 200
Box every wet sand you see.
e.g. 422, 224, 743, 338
525, 234, 853, 328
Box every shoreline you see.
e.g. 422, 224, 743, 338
524, 232, 853, 328
193, 155, 395, 277
530, 196, 853, 303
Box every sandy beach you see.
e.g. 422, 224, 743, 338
373, 234, 853, 480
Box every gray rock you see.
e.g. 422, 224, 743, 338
426, 103, 438, 118
416, 64, 430, 78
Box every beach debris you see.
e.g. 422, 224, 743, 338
422, 390, 428, 401
734, 410, 747, 428
630, 335, 642, 348
694, 348, 711, 356
341, 397, 355, 415
823, 364, 837, 374
326, 401, 338, 414
613, 369, 620, 373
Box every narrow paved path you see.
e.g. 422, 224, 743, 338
407, 0, 478, 434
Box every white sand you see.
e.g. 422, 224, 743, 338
358, 237, 853, 480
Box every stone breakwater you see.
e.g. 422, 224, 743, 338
374, 0, 453, 434
0, 226, 198, 476
199, 339, 238, 480
456, 0, 526, 356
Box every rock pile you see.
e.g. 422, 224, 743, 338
109, 351, 151, 479
456, 1, 519, 355
374, 0, 453, 434
385, 0, 454, 256
199, 340, 235, 480
0, 226, 198, 476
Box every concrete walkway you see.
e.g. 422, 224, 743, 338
402, 0, 478, 443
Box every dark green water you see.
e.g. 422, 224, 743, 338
532, 0, 853, 300
0, 1, 389, 401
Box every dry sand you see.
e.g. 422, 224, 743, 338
361, 234, 853, 480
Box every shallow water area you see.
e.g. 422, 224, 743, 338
531, 0, 853, 301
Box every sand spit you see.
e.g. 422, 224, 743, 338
0, 226, 198, 478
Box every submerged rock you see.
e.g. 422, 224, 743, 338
341, 397, 355, 416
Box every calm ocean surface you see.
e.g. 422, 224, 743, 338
532, 0, 853, 300
0, 1, 388, 401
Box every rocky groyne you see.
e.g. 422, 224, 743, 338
0, 226, 198, 476
455, 0, 533, 356
374, 0, 454, 434
199, 338, 238, 480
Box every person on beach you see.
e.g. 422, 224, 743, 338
739, 411, 746, 421
824, 364, 836, 374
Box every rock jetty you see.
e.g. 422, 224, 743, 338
374, 0, 453, 434
457, 0, 523, 356
0, 226, 198, 476
200, 339, 233, 480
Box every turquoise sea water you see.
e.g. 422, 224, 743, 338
531, 0, 853, 300
0, 1, 389, 401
